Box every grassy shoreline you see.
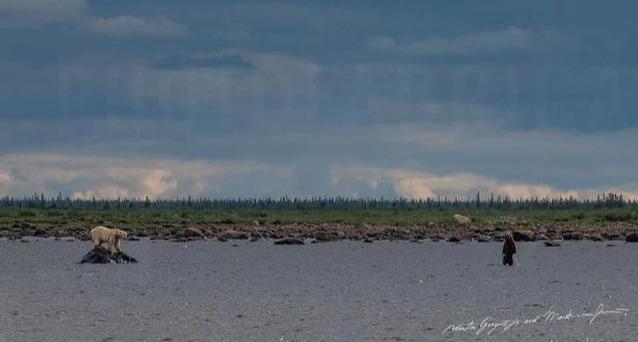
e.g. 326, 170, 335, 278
1, 207, 637, 242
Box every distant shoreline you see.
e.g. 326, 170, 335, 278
1, 208, 637, 243
1, 205, 637, 242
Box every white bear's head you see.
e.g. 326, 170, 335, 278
114, 229, 128, 239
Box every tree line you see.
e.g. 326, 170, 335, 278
0, 193, 635, 210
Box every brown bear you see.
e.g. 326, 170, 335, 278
89, 226, 128, 254
502, 231, 516, 266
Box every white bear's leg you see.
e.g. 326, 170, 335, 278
115, 239, 123, 254
92, 238, 102, 249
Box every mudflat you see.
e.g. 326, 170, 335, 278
0, 239, 635, 341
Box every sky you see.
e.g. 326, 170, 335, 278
0, 0, 637, 200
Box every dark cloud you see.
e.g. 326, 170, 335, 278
155, 53, 255, 70
1, 0, 637, 198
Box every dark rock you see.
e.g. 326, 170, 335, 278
274, 238, 304, 245
447, 236, 461, 243
128, 236, 141, 241
348, 233, 364, 241
513, 230, 536, 241
80, 247, 138, 264
586, 234, 604, 241
562, 232, 584, 241
544, 241, 561, 247
362, 238, 374, 243
33, 228, 48, 237
603, 233, 625, 241
409, 238, 423, 243
626, 233, 638, 242
249, 236, 261, 242
22, 229, 36, 237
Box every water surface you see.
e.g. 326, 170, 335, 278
0, 240, 635, 341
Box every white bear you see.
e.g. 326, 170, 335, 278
89, 226, 128, 254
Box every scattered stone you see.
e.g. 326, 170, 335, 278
626, 233, 638, 242
268, 232, 284, 239
184, 227, 206, 239
603, 233, 625, 241
535, 234, 548, 241
495, 216, 521, 226
33, 228, 48, 237
544, 241, 561, 247
80, 247, 138, 264
562, 232, 584, 241
453, 214, 471, 224
314, 232, 341, 242
476, 235, 491, 243
218, 230, 250, 240
586, 234, 604, 241
128, 236, 141, 241
274, 238, 304, 245
249, 235, 261, 242
513, 230, 536, 241
389, 230, 410, 240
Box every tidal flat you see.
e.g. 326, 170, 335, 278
0, 239, 636, 342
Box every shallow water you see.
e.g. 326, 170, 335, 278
0, 239, 636, 342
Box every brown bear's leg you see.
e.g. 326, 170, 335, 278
503, 254, 514, 266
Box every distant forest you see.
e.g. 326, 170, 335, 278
0, 193, 635, 210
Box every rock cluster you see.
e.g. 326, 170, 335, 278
80, 247, 138, 264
